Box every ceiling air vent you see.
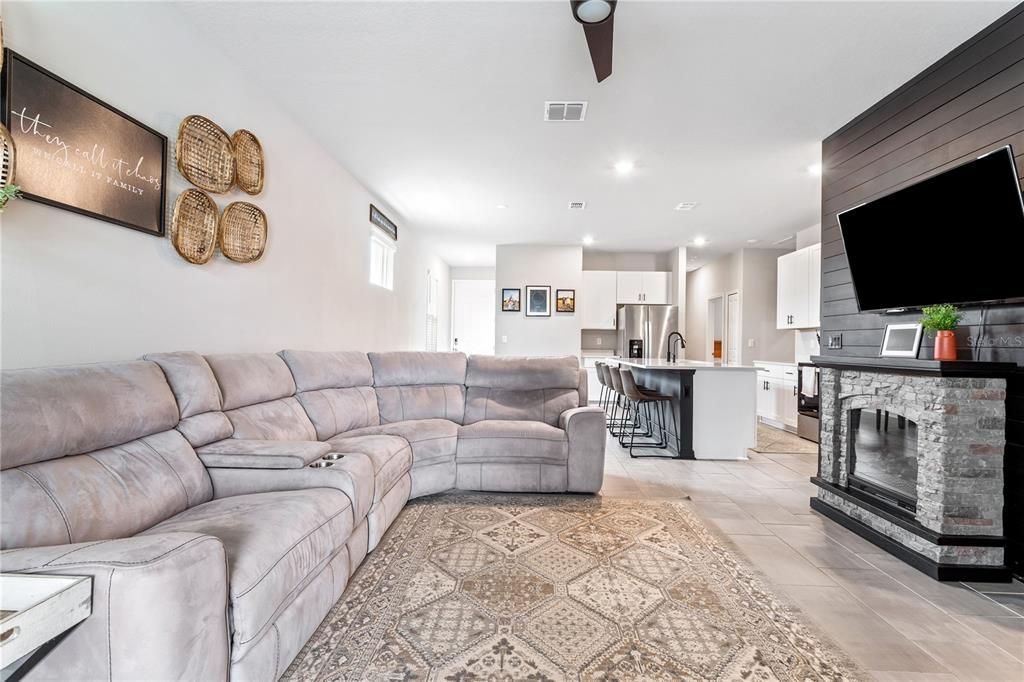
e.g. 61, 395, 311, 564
568, 201, 587, 210
545, 101, 588, 121
674, 202, 698, 211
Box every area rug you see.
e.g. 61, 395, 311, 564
284, 494, 864, 681
752, 423, 819, 454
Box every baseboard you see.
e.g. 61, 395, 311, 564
810, 497, 1012, 582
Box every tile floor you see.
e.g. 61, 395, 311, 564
599, 426, 1024, 681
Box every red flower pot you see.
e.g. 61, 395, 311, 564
933, 330, 957, 361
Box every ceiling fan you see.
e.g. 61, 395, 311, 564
570, 0, 617, 83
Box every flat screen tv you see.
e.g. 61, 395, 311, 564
837, 145, 1024, 312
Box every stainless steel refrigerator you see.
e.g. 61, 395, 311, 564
617, 305, 679, 359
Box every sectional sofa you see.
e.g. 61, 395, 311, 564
0, 350, 606, 681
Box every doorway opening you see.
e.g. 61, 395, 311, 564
706, 291, 741, 364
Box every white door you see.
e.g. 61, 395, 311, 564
726, 292, 740, 364
582, 271, 618, 329
641, 272, 672, 304
451, 279, 495, 355
616, 272, 644, 303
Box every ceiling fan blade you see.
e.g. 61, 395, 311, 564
582, 14, 614, 82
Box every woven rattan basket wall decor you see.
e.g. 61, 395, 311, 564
231, 129, 264, 195
0, 123, 15, 188
176, 115, 235, 194
219, 201, 267, 263
171, 189, 219, 265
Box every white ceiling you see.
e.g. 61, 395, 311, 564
178, 0, 1015, 268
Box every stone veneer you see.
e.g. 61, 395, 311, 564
817, 368, 1006, 567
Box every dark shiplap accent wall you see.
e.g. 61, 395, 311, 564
819, 4, 1024, 579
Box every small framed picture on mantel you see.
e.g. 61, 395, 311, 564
879, 323, 923, 358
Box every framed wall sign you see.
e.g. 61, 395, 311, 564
1, 50, 167, 236
369, 204, 398, 240
525, 285, 551, 317
501, 288, 520, 312
879, 323, 923, 358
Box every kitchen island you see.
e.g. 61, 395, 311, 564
610, 358, 758, 460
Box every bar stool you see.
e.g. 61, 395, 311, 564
594, 361, 611, 413
607, 365, 649, 439
618, 368, 677, 458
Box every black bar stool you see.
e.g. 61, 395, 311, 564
618, 368, 677, 458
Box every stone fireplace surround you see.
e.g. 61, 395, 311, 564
810, 356, 1012, 581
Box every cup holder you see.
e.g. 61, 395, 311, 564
323, 453, 345, 461
309, 460, 334, 469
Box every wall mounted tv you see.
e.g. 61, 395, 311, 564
837, 145, 1024, 313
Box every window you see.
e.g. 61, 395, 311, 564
369, 229, 396, 290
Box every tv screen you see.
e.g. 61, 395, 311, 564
837, 146, 1024, 312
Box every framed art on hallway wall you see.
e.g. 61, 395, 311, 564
501, 288, 521, 312
1, 49, 167, 236
556, 289, 575, 313
525, 285, 551, 317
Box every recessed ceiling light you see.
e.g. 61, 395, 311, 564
614, 160, 635, 175
674, 202, 698, 211
693, 236, 708, 247
807, 163, 823, 177
496, 204, 508, 210
575, 0, 613, 23
582, 235, 595, 246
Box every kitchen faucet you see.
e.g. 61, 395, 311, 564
667, 332, 685, 363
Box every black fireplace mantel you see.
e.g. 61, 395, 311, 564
811, 355, 1018, 378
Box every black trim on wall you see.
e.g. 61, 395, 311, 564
819, 3, 1024, 580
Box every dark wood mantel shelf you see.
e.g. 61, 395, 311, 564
811, 355, 1019, 378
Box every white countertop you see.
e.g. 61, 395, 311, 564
612, 358, 758, 372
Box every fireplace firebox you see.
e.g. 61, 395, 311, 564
847, 408, 918, 514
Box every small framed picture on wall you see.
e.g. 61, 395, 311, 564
525, 285, 551, 317
501, 288, 521, 312
556, 289, 575, 313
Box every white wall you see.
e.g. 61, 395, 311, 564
795, 223, 822, 249
450, 266, 496, 281
582, 250, 672, 272
739, 248, 794, 363
495, 245, 582, 357
0, 1, 449, 369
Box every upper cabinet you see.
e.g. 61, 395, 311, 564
616, 271, 671, 304
777, 244, 822, 329
582, 271, 618, 330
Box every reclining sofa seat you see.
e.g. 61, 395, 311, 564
457, 355, 604, 493
0, 361, 354, 682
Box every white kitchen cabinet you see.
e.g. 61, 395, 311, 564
754, 362, 798, 429
808, 243, 821, 328
641, 272, 671, 304
777, 244, 822, 329
581, 271, 618, 329
616, 271, 671, 304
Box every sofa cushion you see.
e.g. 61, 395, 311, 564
279, 350, 373, 392
368, 351, 466, 387
294, 386, 380, 440
465, 355, 579, 391
334, 419, 458, 468
463, 387, 579, 427
205, 353, 297, 411
325, 434, 412, 503
224, 397, 317, 441
140, 489, 352, 659
456, 421, 568, 465
374, 385, 465, 425
1, 361, 180, 470
143, 351, 223, 419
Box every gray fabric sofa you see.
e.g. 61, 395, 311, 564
0, 351, 605, 681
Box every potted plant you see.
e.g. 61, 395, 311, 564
0, 184, 20, 212
920, 304, 961, 361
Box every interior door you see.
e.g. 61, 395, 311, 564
451, 279, 495, 355
726, 292, 740, 364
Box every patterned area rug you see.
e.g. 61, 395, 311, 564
285, 494, 863, 681
753, 423, 819, 454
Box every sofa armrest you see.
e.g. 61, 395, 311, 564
559, 407, 607, 493
196, 439, 331, 469
207, 456, 375, 522
0, 533, 230, 681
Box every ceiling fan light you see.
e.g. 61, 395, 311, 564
575, 0, 613, 24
